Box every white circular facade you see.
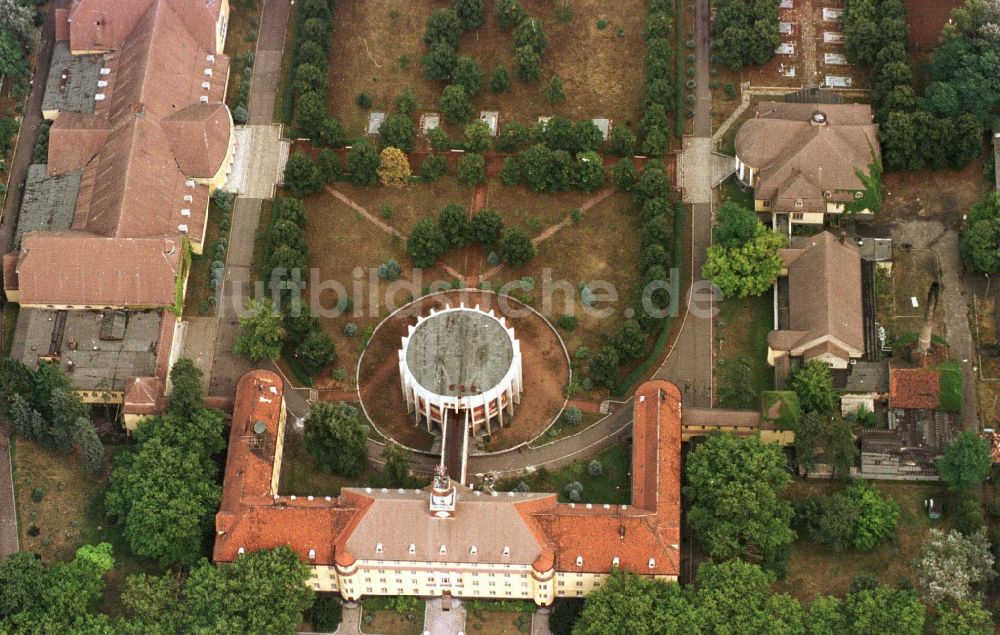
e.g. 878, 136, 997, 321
398, 304, 522, 435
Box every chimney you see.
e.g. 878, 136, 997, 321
916, 282, 940, 356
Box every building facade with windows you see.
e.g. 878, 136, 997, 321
213, 372, 682, 605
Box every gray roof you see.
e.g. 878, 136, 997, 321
14, 164, 81, 248
844, 360, 889, 393
41, 42, 103, 115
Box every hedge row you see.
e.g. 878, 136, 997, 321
639, 0, 677, 155
287, 0, 348, 146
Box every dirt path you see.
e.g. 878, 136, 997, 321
478, 186, 615, 283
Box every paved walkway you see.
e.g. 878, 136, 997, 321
424, 598, 467, 634
655, 0, 715, 408
207, 0, 291, 397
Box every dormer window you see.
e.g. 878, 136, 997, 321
795, 198, 803, 208
470, 545, 478, 556
439, 544, 447, 555
648, 558, 656, 568
612, 556, 620, 567
375, 543, 383, 554
408, 544, 415, 555
502, 546, 510, 557
576, 556, 584, 566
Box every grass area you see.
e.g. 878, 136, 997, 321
718, 178, 753, 210
326, 0, 648, 139
498, 443, 630, 504
492, 191, 642, 369
223, 0, 261, 111
529, 411, 604, 448
184, 201, 229, 317
934, 360, 963, 413
303, 189, 457, 390
12, 441, 163, 615
484, 182, 591, 239
332, 177, 474, 236
277, 428, 428, 496
363, 607, 425, 635
2, 302, 18, 356
717, 102, 755, 157
714, 292, 773, 407
776, 479, 952, 602
465, 610, 533, 634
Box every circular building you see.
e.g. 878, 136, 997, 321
398, 304, 522, 435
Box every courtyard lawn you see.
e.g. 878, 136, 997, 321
302, 188, 459, 390
326, 1, 648, 139
776, 479, 952, 602
490, 191, 643, 362
12, 440, 163, 616
500, 442, 630, 504
714, 292, 774, 407
331, 177, 474, 236
361, 602, 426, 635
483, 182, 592, 239
876, 247, 945, 345
529, 411, 604, 448
465, 610, 534, 634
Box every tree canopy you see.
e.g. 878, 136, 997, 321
304, 402, 369, 477
234, 299, 285, 362
936, 431, 993, 490
702, 223, 786, 298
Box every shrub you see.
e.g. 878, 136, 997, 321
557, 315, 578, 331
233, 104, 248, 123
544, 76, 566, 104
454, 0, 486, 30
514, 45, 541, 81
317, 117, 347, 148
31, 488, 44, 502
563, 406, 583, 425
499, 228, 535, 267
407, 219, 448, 268
589, 345, 621, 388
343, 323, 359, 337
428, 127, 451, 151
609, 125, 636, 156
347, 139, 379, 186
471, 209, 504, 245
456, 153, 487, 185
441, 84, 474, 123
464, 120, 492, 152
490, 66, 512, 93
496, 0, 528, 30
377, 259, 402, 281
453, 56, 484, 95
421, 155, 448, 181
496, 121, 529, 152
379, 113, 417, 152
611, 159, 639, 192
564, 481, 584, 502
355, 92, 372, 109
439, 204, 471, 247
514, 17, 548, 53
376, 147, 412, 186
424, 8, 462, 48
421, 40, 458, 81
587, 460, 603, 477
395, 88, 419, 114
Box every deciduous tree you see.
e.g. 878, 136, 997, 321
376, 147, 412, 186
937, 431, 993, 490
407, 218, 448, 268
304, 402, 369, 477
234, 299, 285, 361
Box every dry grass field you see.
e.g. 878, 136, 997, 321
326, 0, 647, 138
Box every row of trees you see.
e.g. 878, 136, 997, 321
0, 544, 316, 634
406, 206, 534, 269
570, 563, 993, 634
640, 0, 676, 155
238, 197, 337, 376
0, 359, 103, 476
960, 192, 1000, 274
290, 0, 348, 146
845, 0, 988, 171
587, 160, 675, 390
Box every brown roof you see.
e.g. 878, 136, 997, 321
13, 232, 181, 307
889, 368, 940, 410
67, 0, 223, 55
47, 113, 109, 176
213, 377, 682, 579
735, 102, 879, 213
20, 0, 229, 308
769, 232, 864, 362
123, 376, 163, 415
162, 103, 232, 178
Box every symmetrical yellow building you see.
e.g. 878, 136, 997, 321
213, 371, 683, 605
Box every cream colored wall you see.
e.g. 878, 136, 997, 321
271, 398, 286, 496
4, 288, 18, 303
193, 107, 236, 196
216, 0, 231, 55
790, 211, 825, 224
124, 412, 154, 432
754, 199, 771, 212
75, 389, 123, 404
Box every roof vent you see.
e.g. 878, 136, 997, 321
199, 95, 209, 103
178, 224, 188, 233
575, 556, 583, 566
612, 556, 620, 567
184, 194, 193, 202
502, 546, 510, 557
308, 549, 316, 560
408, 544, 416, 554
207, 54, 215, 63
439, 544, 447, 555
94, 94, 105, 101
376, 543, 383, 554
237, 547, 245, 555
203, 68, 213, 76
97, 80, 108, 88
470, 545, 478, 556
648, 558, 656, 568
185, 179, 195, 187
201, 81, 210, 90
100, 67, 111, 75
181, 208, 191, 217
810, 111, 827, 125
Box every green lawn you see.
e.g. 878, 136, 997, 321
714, 292, 774, 408
499, 443, 630, 504
934, 360, 963, 413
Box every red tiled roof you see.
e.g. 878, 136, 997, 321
46, 113, 109, 176
889, 368, 940, 410
13, 232, 181, 307
162, 103, 232, 178
123, 376, 163, 415
68, 0, 223, 54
